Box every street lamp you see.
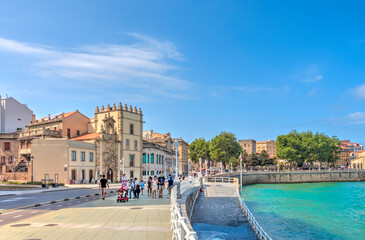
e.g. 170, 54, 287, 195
30, 156, 34, 183
199, 157, 202, 177
145, 149, 149, 181
173, 140, 179, 180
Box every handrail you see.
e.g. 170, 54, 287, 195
237, 186, 272, 240
171, 178, 200, 240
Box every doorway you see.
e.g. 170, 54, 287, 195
71, 170, 76, 183
107, 168, 113, 182
89, 169, 93, 183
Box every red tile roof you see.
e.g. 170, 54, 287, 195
71, 132, 101, 141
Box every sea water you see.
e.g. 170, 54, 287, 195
242, 182, 365, 240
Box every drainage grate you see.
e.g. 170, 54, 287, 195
44, 224, 58, 227
11, 224, 31, 227
130, 207, 143, 210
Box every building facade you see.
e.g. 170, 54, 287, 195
238, 139, 256, 154
0, 133, 20, 181
142, 140, 175, 181
339, 140, 364, 167
256, 140, 277, 158
0, 96, 34, 133
73, 103, 143, 181
350, 151, 365, 170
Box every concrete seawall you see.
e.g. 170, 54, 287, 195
220, 171, 365, 185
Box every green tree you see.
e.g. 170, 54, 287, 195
209, 132, 242, 165
249, 153, 261, 166
276, 130, 341, 164
188, 138, 210, 163
260, 150, 273, 166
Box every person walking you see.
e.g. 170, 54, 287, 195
140, 180, 145, 195
129, 178, 136, 199
152, 176, 158, 199
135, 181, 140, 198
158, 174, 165, 198
167, 174, 174, 195
99, 175, 109, 200
148, 176, 152, 197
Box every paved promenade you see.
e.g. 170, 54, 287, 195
0, 189, 172, 240
192, 183, 256, 239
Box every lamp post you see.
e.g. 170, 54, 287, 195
205, 159, 208, 175
30, 156, 34, 183
145, 149, 149, 181
173, 140, 179, 180
199, 157, 202, 177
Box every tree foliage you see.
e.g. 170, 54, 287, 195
259, 150, 273, 166
188, 138, 210, 163
276, 130, 341, 164
209, 132, 242, 164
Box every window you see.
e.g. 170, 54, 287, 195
156, 154, 159, 164
130, 170, 134, 178
81, 152, 85, 161
4, 142, 10, 151
77, 130, 80, 136
71, 151, 76, 161
8, 156, 13, 163
162, 156, 164, 165
26, 142, 31, 149
67, 128, 71, 138
54, 127, 57, 131
151, 171, 154, 175
134, 140, 138, 150
151, 154, 154, 164
89, 152, 94, 162
143, 153, 146, 163
21, 142, 25, 149
126, 139, 130, 149
142, 171, 146, 175
130, 124, 134, 134
1, 157, 5, 164
129, 155, 134, 167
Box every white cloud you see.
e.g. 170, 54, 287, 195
232, 86, 290, 93
353, 84, 365, 99
302, 74, 323, 83
329, 112, 365, 125
0, 34, 190, 99
299, 64, 323, 83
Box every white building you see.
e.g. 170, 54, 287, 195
0, 96, 33, 133
142, 140, 175, 181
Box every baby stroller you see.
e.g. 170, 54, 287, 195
117, 185, 129, 203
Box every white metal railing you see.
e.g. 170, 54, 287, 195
180, 177, 201, 194
237, 186, 272, 240
206, 177, 236, 183
171, 178, 200, 240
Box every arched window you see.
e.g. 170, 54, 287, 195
151, 154, 154, 164
143, 153, 146, 163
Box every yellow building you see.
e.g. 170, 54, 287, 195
256, 140, 276, 158
350, 151, 365, 170
73, 103, 143, 181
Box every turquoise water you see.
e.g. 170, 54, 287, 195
242, 182, 365, 240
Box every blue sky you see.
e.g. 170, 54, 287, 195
0, 1, 365, 144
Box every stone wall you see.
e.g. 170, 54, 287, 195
227, 171, 365, 185
179, 186, 201, 232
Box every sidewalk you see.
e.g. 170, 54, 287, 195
0, 183, 123, 197
0, 189, 173, 240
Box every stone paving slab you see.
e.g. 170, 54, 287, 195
0, 190, 172, 240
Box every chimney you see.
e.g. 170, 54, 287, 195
32, 114, 36, 122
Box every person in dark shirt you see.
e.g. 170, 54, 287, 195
158, 174, 165, 198
99, 175, 109, 200
167, 175, 174, 195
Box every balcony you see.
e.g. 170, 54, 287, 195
18, 128, 62, 139
20, 148, 31, 155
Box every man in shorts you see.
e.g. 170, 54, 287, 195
99, 175, 109, 200
158, 174, 165, 198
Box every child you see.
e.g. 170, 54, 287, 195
140, 180, 145, 195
